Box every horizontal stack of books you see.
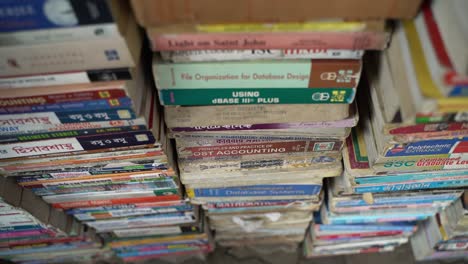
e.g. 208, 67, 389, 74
305, 0, 467, 260
131, 0, 409, 254
0, 0, 209, 262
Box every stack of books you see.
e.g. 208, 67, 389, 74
131, 0, 396, 251
0, 197, 111, 263
305, 0, 468, 260
0, 0, 209, 262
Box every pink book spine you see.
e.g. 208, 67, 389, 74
150, 32, 389, 51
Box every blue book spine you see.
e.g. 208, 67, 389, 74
384, 137, 468, 157
327, 213, 432, 225
354, 179, 468, 193
334, 194, 460, 207
191, 184, 322, 197
355, 170, 468, 184
316, 224, 416, 232
0, 0, 113, 32
0, 224, 42, 232
117, 247, 200, 258
0, 109, 136, 128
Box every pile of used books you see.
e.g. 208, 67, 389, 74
131, 0, 392, 251
0, 0, 209, 262
0, 196, 111, 263
305, 0, 468, 260
0, 0, 466, 263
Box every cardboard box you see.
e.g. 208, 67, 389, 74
130, 0, 423, 27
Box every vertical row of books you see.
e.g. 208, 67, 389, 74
0, 0, 206, 262
131, 0, 391, 252
305, 0, 468, 260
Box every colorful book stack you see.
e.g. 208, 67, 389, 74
305, 0, 468, 260
130, 0, 395, 250
0, 197, 111, 263
0, 0, 209, 262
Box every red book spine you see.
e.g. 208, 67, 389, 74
0, 89, 127, 107
423, 2, 468, 86
316, 230, 403, 240
52, 195, 180, 209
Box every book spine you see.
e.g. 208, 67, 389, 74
0, 24, 119, 46
0, 125, 147, 144
175, 134, 342, 145
21, 170, 174, 189
66, 201, 188, 214
150, 31, 389, 51
161, 49, 364, 62
206, 200, 301, 209
0, 117, 146, 136
25, 173, 169, 189
74, 206, 193, 221
415, 112, 468, 124
326, 214, 431, 225
180, 155, 339, 173
15, 159, 166, 179
33, 175, 176, 190
386, 122, 468, 135
111, 225, 200, 238
0, 97, 132, 115
334, 194, 460, 207
170, 118, 356, 132
316, 230, 403, 240
0, 109, 137, 129
354, 179, 468, 193
0, 38, 134, 77
355, 170, 468, 184
122, 246, 212, 262
383, 138, 468, 157
35, 182, 179, 197
0, 131, 155, 159
164, 104, 349, 128
0, 69, 132, 89
0, 230, 46, 239
0, 0, 114, 32
375, 156, 468, 172
0, 89, 127, 107
187, 184, 322, 198
315, 224, 416, 232
0, 225, 42, 232
154, 59, 361, 89
159, 88, 355, 105
178, 140, 342, 159
52, 195, 181, 209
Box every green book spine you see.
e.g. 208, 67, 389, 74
159, 88, 355, 105
153, 59, 361, 89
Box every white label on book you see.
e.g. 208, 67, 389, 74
0, 138, 84, 159
0, 72, 90, 89
113, 226, 182, 237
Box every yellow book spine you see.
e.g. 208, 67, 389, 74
196, 21, 366, 33
403, 21, 468, 113
403, 20, 443, 99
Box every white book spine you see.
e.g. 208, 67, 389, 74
0, 24, 119, 46
161, 49, 364, 62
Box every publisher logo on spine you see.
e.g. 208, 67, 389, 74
312, 92, 330, 101
313, 142, 335, 151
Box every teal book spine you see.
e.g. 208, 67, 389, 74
159, 88, 355, 106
